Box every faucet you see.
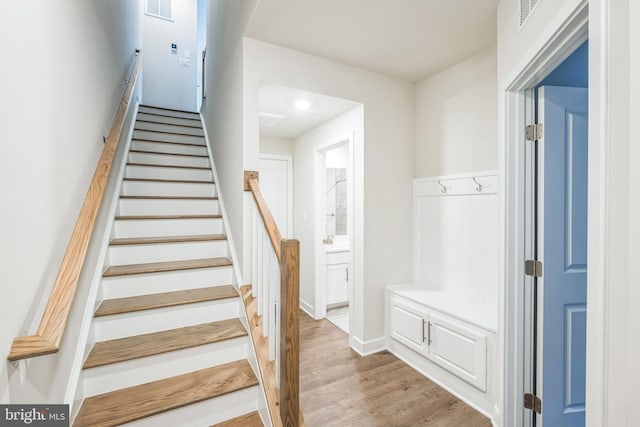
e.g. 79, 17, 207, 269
323, 235, 334, 245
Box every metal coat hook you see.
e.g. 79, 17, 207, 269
438, 180, 448, 194
472, 177, 483, 192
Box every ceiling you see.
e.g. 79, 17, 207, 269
259, 84, 360, 139
245, 0, 499, 83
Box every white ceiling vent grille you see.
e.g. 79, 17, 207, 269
520, 0, 540, 26
146, 0, 173, 21
259, 112, 287, 128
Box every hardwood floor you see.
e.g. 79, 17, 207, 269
299, 313, 491, 427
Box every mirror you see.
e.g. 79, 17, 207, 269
326, 167, 347, 237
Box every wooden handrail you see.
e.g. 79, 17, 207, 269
245, 171, 300, 426
247, 176, 283, 260
8, 50, 144, 362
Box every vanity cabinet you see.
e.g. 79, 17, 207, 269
326, 250, 349, 308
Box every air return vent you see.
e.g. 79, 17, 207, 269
259, 112, 286, 128
520, 0, 540, 25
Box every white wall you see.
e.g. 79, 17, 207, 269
244, 38, 414, 349
292, 107, 363, 314
142, 0, 198, 111
325, 144, 349, 169
201, 0, 258, 279
259, 136, 294, 156
0, 0, 142, 403
415, 48, 497, 177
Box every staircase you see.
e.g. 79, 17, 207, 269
73, 106, 265, 427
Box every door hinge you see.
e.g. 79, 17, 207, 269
525, 123, 544, 141
524, 393, 542, 414
525, 259, 543, 277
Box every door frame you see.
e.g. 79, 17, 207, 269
258, 153, 293, 238
502, 3, 594, 427
313, 136, 354, 326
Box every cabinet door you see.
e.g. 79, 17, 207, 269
429, 313, 487, 391
389, 301, 427, 354
326, 263, 348, 306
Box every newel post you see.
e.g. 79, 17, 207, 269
279, 239, 300, 427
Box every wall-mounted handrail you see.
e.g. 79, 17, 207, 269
245, 171, 300, 426
8, 50, 144, 362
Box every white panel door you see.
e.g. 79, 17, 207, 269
258, 155, 292, 238
538, 86, 588, 427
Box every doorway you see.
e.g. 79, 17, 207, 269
315, 140, 353, 333
523, 41, 588, 427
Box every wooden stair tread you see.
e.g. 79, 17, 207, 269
140, 104, 200, 115
73, 360, 258, 427
95, 285, 239, 317
211, 411, 263, 427
127, 162, 210, 170
84, 318, 246, 368
134, 128, 203, 137
136, 112, 202, 124
129, 149, 208, 158
123, 177, 214, 184
114, 214, 222, 220
103, 257, 232, 277
119, 195, 218, 200
110, 234, 226, 246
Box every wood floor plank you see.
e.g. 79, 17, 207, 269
94, 285, 238, 317
115, 214, 222, 220
299, 313, 492, 427
73, 360, 258, 427
103, 257, 232, 277
211, 411, 263, 427
83, 318, 247, 368
110, 234, 226, 246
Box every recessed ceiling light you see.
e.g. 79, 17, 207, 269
294, 99, 311, 111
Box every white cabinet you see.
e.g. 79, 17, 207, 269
388, 297, 487, 392
326, 263, 348, 307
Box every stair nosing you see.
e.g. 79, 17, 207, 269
114, 214, 222, 220
129, 149, 209, 158
103, 257, 232, 277
119, 195, 218, 200
210, 411, 264, 427
127, 162, 210, 170
110, 233, 226, 246
73, 360, 258, 427
137, 111, 202, 123
123, 177, 214, 184
140, 104, 200, 115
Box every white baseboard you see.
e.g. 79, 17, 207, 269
350, 335, 386, 356
299, 299, 315, 318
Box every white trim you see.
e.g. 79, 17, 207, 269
258, 153, 293, 238
65, 101, 141, 409
350, 336, 386, 356
199, 115, 245, 288
299, 298, 315, 319
502, 3, 593, 427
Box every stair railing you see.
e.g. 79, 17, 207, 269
245, 171, 300, 427
8, 49, 144, 362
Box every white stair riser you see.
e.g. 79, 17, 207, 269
121, 386, 260, 427
121, 181, 217, 197
113, 218, 223, 239
117, 198, 219, 216
133, 130, 204, 145
128, 152, 210, 168
136, 121, 204, 137
107, 240, 228, 265
126, 164, 212, 181
93, 299, 240, 341
137, 113, 203, 128
131, 140, 208, 156
101, 267, 234, 299
83, 337, 249, 395
138, 107, 200, 121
